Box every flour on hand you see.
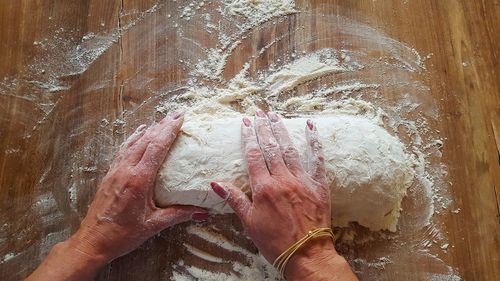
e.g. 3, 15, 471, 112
155, 113, 415, 232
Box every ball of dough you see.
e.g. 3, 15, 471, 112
155, 114, 415, 232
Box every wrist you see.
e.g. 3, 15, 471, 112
65, 235, 111, 266
65, 230, 114, 266
284, 237, 347, 281
25, 238, 109, 281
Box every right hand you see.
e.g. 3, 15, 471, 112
210, 111, 358, 280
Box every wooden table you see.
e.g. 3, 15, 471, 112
0, 1, 499, 280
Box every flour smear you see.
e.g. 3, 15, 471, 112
0, 1, 460, 280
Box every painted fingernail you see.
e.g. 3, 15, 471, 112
242, 117, 252, 127
255, 110, 266, 118
268, 112, 279, 122
171, 111, 184, 120
307, 119, 314, 130
210, 182, 228, 199
136, 124, 147, 133
192, 212, 209, 221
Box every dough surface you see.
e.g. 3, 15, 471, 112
155, 114, 415, 232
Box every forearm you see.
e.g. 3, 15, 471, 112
285, 238, 359, 281
25, 238, 109, 281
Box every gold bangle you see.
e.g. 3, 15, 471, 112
272, 227, 335, 278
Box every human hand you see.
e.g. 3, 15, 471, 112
210, 111, 357, 280
70, 112, 208, 262
25, 112, 209, 281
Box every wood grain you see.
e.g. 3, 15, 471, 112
0, 0, 499, 280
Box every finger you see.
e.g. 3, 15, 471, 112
210, 182, 251, 225
241, 117, 270, 189
254, 111, 289, 176
111, 124, 148, 168
137, 112, 184, 173
148, 205, 208, 233
268, 112, 305, 177
305, 120, 327, 185
125, 111, 183, 166
121, 124, 148, 151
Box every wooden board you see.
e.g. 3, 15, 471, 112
0, 0, 499, 280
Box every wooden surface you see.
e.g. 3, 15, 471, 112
0, 0, 499, 280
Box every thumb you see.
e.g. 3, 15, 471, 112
148, 205, 209, 233
210, 182, 251, 224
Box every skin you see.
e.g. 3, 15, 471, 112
210, 111, 359, 281
26, 110, 358, 281
25, 112, 208, 281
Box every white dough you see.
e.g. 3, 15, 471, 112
155, 113, 415, 232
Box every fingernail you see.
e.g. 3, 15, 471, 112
136, 124, 147, 133
255, 110, 266, 118
210, 182, 228, 199
242, 117, 252, 127
307, 119, 314, 130
268, 112, 279, 122
192, 212, 209, 221
171, 111, 184, 120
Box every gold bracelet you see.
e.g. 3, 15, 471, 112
272, 227, 335, 278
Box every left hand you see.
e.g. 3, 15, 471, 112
71, 111, 208, 262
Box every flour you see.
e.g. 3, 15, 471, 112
157, 49, 365, 115
222, 0, 296, 21
263, 50, 359, 96
191, 0, 297, 81
183, 244, 227, 263
172, 225, 281, 281
186, 225, 253, 256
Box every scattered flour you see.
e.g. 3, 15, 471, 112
263, 51, 359, 97
172, 225, 280, 280
222, 0, 296, 21
191, 0, 296, 81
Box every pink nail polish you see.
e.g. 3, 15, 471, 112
210, 182, 228, 199
255, 110, 266, 118
192, 212, 209, 221
242, 117, 252, 127
136, 124, 147, 133
307, 119, 314, 130
171, 111, 184, 120
268, 112, 279, 122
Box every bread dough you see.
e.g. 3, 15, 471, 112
155, 113, 415, 232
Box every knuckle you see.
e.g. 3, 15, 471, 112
148, 141, 167, 151
254, 188, 274, 201
283, 145, 299, 158
316, 154, 325, 163
230, 194, 246, 210
263, 142, 279, 152
281, 184, 299, 195
246, 147, 263, 159
309, 136, 321, 146
127, 168, 152, 188
104, 167, 129, 182
309, 138, 321, 148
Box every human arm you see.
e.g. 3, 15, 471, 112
26, 112, 208, 281
210, 111, 358, 281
